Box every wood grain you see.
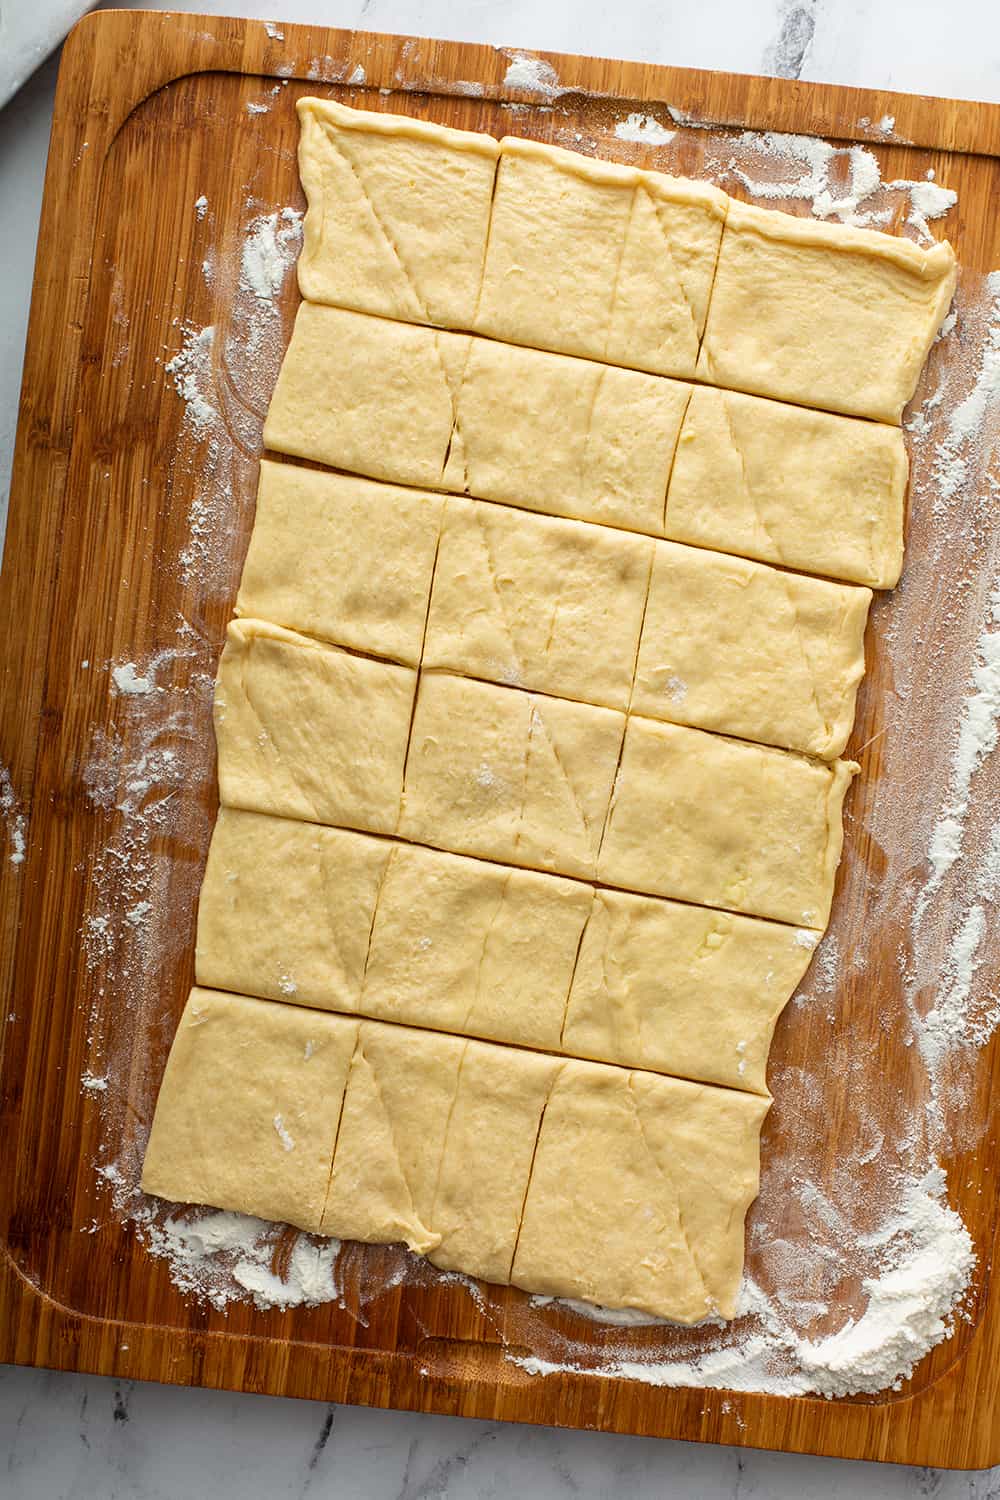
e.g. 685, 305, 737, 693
2, 8, 1000, 1469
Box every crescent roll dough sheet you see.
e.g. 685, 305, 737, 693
632, 540, 871, 759
296, 98, 499, 328
665, 385, 909, 589
697, 199, 956, 423
262, 302, 688, 536
195, 809, 817, 1091
236, 462, 444, 666
143, 989, 768, 1319
599, 717, 857, 927
399, 672, 626, 881
474, 137, 727, 378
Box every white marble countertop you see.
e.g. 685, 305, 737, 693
3, 0, 1000, 1494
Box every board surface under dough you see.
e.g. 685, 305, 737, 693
195, 809, 818, 1091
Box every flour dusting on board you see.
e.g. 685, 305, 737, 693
81, 110, 1000, 1386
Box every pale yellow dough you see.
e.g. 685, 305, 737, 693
698, 199, 957, 423
600, 717, 857, 926
214, 618, 414, 832
475, 137, 727, 378
263, 302, 688, 536
665, 385, 909, 588
511, 1058, 769, 1320
423, 497, 654, 710
296, 98, 499, 328
237, 462, 444, 665
143, 989, 767, 1318
195, 809, 817, 1090
398, 672, 625, 880
633, 540, 872, 758
141, 986, 357, 1232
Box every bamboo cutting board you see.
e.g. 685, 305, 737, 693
3, 8, 1000, 1469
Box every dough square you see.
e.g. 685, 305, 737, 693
423, 497, 654, 709
598, 716, 857, 927
510, 1059, 769, 1321
456, 337, 689, 534
697, 199, 957, 423
214, 618, 415, 833
237, 462, 444, 666
195, 810, 392, 1011
263, 302, 468, 490
399, 672, 625, 880
632, 539, 872, 758
562, 889, 818, 1092
664, 385, 909, 589
474, 138, 726, 378
296, 97, 499, 329
141, 988, 358, 1233
362, 842, 592, 1050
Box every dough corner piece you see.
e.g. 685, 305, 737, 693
295, 96, 499, 330
140, 988, 358, 1233
511, 1062, 770, 1322
698, 198, 957, 423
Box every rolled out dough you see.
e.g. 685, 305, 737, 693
142, 989, 768, 1320
196, 808, 817, 1091
237, 461, 444, 666
263, 302, 909, 584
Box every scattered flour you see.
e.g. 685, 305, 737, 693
614, 113, 675, 146
347, 64, 366, 86
272, 1114, 295, 1152
502, 53, 562, 98
246, 101, 269, 115
193, 194, 208, 220
263, 21, 284, 41
0, 763, 27, 865
111, 661, 157, 696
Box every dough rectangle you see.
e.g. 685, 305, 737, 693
633, 539, 872, 758
664, 385, 908, 588
398, 672, 626, 880
474, 137, 727, 378
423, 497, 654, 709
214, 618, 416, 833
598, 716, 857, 927
296, 97, 499, 329
237, 461, 444, 666
697, 198, 956, 423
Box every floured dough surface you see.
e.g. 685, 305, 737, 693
144, 989, 767, 1320
698, 199, 957, 423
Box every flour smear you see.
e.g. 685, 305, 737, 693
81, 119, 1000, 1399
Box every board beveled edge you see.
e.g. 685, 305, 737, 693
3, 6, 1000, 1470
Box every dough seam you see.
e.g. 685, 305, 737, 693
397, 508, 447, 808
557, 891, 597, 1051
470, 152, 503, 328
318, 1026, 362, 1229
625, 1072, 711, 1308
506, 1063, 563, 1282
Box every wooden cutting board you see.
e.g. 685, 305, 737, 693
3, 8, 1000, 1469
